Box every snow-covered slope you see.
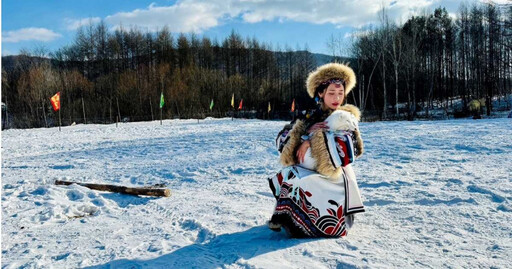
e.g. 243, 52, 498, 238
2, 118, 511, 268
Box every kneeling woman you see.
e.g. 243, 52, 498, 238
269, 63, 365, 238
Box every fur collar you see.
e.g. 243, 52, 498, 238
338, 104, 361, 121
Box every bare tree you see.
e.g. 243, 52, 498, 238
379, 7, 391, 119
388, 25, 404, 116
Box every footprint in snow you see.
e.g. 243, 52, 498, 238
180, 219, 215, 244
467, 185, 506, 203
66, 190, 84, 201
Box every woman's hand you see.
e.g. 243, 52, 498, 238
296, 140, 311, 163
307, 121, 328, 134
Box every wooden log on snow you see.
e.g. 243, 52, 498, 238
55, 180, 171, 197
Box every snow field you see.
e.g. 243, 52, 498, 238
2, 117, 511, 268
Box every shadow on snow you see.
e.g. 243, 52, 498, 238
86, 225, 316, 268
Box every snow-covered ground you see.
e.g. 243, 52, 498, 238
1, 117, 511, 268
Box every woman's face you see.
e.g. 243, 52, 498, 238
319, 83, 345, 110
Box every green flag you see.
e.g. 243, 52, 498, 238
159, 92, 164, 109
210, 99, 214, 111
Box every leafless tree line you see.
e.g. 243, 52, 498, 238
2, 26, 316, 128
346, 3, 511, 120
2, 2, 511, 128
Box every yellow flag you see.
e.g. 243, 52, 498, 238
268, 102, 271, 113
231, 94, 234, 108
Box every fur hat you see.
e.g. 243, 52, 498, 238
306, 63, 356, 98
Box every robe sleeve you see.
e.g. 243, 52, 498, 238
276, 119, 307, 166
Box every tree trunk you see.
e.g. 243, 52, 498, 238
109, 98, 112, 123
382, 52, 387, 119
82, 96, 86, 124
116, 97, 121, 122
364, 54, 381, 112
55, 180, 171, 197
4, 95, 8, 129
149, 97, 154, 121
395, 64, 399, 116
41, 99, 48, 128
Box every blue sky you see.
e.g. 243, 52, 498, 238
1, 0, 488, 56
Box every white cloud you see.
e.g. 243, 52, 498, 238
482, 0, 512, 4
94, 0, 469, 33
64, 17, 102, 30
2, 28, 61, 43
344, 30, 372, 39
228, 0, 441, 27
105, 2, 226, 33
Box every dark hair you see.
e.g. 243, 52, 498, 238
314, 84, 329, 97
315, 80, 347, 98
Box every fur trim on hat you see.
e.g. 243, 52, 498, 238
306, 63, 356, 98
279, 120, 306, 166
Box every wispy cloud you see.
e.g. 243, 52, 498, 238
100, 0, 447, 33
2, 28, 61, 43
64, 17, 102, 30
482, 0, 511, 4
105, 2, 226, 32
344, 30, 372, 39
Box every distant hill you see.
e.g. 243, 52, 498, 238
1, 55, 20, 72
311, 53, 334, 66
1, 55, 53, 72
1, 51, 348, 73
311, 53, 353, 66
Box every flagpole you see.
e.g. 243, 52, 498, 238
58, 108, 61, 132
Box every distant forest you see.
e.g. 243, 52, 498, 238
1, 2, 511, 128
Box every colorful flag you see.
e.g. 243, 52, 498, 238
268, 102, 271, 113
210, 99, 214, 111
238, 99, 243, 110
231, 94, 234, 108
159, 92, 164, 109
50, 92, 61, 111
291, 99, 295, 112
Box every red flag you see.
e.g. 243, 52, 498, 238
50, 92, 61, 111
291, 99, 295, 112
238, 99, 243, 110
